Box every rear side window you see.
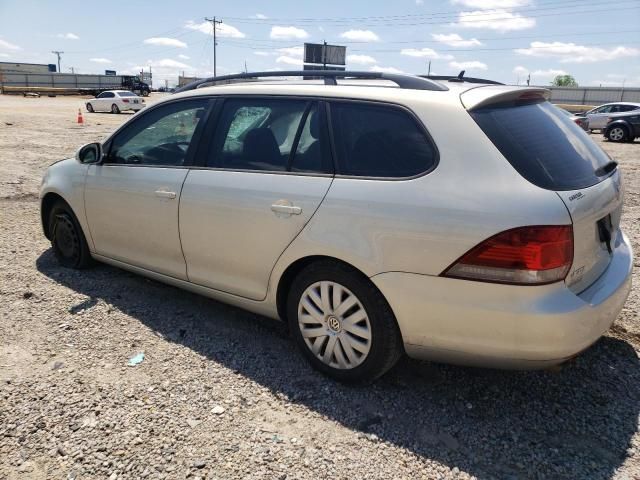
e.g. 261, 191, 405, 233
330, 102, 437, 178
208, 98, 332, 174
470, 100, 611, 191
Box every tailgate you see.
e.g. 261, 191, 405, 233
556, 171, 624, 293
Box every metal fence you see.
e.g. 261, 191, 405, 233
543, 86, 640, 105
0, 72, 123, 89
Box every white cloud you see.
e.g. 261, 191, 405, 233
515, 41, 640, 63
449, 60, 488, 71
270, 26, 309, 40
432, 33, 482, 47
253, 51, 271, 56
0, 53, 9, 58
147, 58, 191, 69
451, 0, 530, 8
277, 46, 304, 57
178, 54, 190, 60
276, 55, 303, 66
144, 37, 187, 48
185, 20, 245, 38
89, 58, 112, 64
370, 65, 404, 74
0, 39, 21, 51
340, 29, 380, 42
532, 68, 567, 79
57, 32, 79, 40
347, 54, 377, 65
400, 47, 453, 60
251, 13, 268, 19
513, 65, 528, 75
456, 10, 535, 31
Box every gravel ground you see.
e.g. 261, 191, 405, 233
0, 94, 639, 480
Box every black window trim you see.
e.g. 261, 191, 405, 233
326, 98, 440, 181
97, 93, 439, 180
100, 97, 216, 169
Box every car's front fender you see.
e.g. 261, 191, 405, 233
40, 159, 93, 249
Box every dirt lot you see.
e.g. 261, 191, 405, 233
0, 93, 639, 480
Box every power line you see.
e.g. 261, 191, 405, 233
221, 0, 640, 25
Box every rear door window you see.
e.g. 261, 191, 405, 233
470, 100, 611, 190
208, 98, 332, 174
329, 101, 437, 178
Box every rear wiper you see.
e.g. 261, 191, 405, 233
595, 160, 618, 177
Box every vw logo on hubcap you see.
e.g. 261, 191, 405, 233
327, 315, 341, 332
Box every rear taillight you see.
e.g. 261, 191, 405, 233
122, 99, 130, 103
442, 226, 573, 285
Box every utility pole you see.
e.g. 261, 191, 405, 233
427, 60, 431, 76
51, 51, 64, 72
69, 67, 75, 74
205, 16, 223, 76
526, 73, 530, 86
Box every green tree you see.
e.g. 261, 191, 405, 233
551, 74, 578, 87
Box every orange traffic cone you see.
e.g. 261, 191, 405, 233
77, 108, 84, 125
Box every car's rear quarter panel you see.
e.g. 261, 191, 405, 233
269, 93, 572, 286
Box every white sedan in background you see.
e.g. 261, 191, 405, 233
86, 90, 146, 114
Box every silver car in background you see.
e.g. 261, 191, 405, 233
40, 71, 633, 382
585, 102, 640, 131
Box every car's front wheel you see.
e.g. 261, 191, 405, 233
48, 201, 93, 269
607, 126, 628, 142
111, 103, 120, 114
287, 260, 403, 382
86, 103, 94, 113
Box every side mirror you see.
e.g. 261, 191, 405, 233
75, 142, 102, 164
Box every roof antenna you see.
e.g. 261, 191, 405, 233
457, 70, 465, 80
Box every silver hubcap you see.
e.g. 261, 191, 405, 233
610, 128, 624, 141
298, 281, 372, 370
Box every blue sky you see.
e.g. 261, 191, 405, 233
1, 0, 639, 87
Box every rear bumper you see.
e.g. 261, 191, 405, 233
371, 232, 633, 369
127, 104, 146, 111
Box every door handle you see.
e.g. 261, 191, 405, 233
155, 190, 176, 199
271, 202, 302, 216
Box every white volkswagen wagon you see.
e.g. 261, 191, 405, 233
40, 71, 633, 382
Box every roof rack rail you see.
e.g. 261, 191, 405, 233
173, 70, 449, 94
419, 72, 503, 85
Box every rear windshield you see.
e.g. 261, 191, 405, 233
470, 101, 611, 190
118, 91, 136, 97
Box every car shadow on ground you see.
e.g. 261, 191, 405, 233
36, 250, 640, 479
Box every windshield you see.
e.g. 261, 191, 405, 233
470, 100, 611, 191
118, 91, 137, 97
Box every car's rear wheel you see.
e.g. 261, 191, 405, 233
607, 126, 628, 142
111, 103, 120, 114
48, 201, 93, 269
287, 260, 403, 382
86, 103, 94, 113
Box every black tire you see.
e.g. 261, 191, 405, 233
142, 90, 149, 97
287, 260, 403, 382
86, 103, 94, 113
606, 125, 628, 142
48, 201, 93, 269
111, 103, 120, 114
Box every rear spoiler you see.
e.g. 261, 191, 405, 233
460, 86, 550, 111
